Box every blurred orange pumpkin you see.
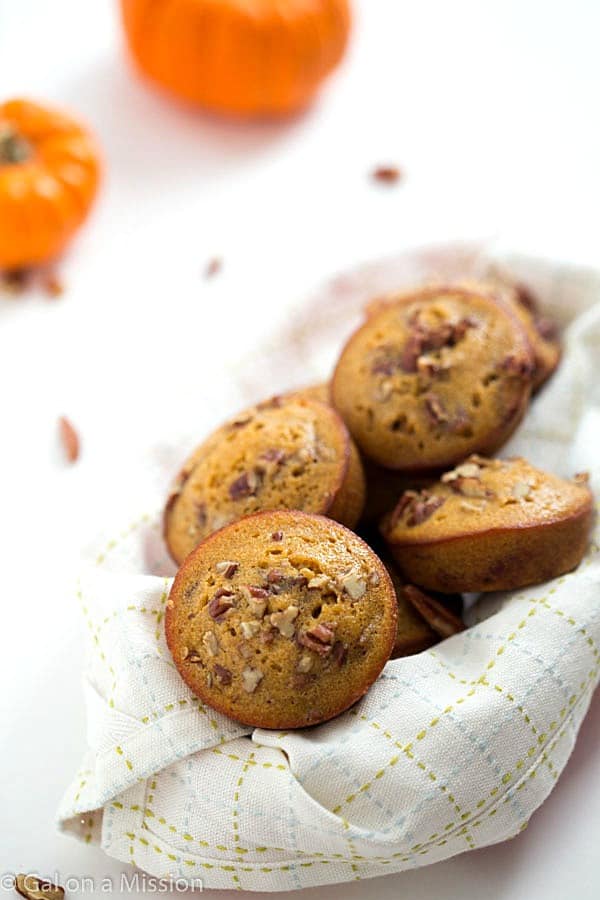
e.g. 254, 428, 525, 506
0, 99, 101, 271
119, 0, 351, 117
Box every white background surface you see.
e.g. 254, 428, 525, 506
0, 1, 599, 898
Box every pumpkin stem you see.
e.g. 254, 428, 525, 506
0, 126, 32, 165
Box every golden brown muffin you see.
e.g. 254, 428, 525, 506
164, 395, 365, 565
381, 456, 593, 593
165, 510, 398, 729
332, 284, 534, 472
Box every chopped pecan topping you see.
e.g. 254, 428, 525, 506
292, 672, 314, 689
298, 623, 336, 655
400, 331, 425, 373
229, 416, 252, 430
215, 560, 238, 578
240, 620, 261, 639
402, 585, 466, 639
196, 502, 208, 528
442, 461, 481, 481
208, 589, 235, 620
270, 605, 300, 638
307, 573, 336, 591
332, 641, 348, 667
297, 654, 313, 673
511, 480, 534, 500
228, 469, 262, 500
184, 648, 203, 664
260, 448, 287, 465
242, 667, 263, 693
401, 317, 475, 373
271, 530, 283, 541
202, 631, 219, 656
14, 874, 64, 900
265, 570, 308, 593
214, 664, 232, 685
244, 590, 268, 618
424, 393, 450, 425
393, 490, 446, 527
501, 354, 534, 378
246, 585, 269, 598
450, 476, 490, 498
339, 570, 367, 600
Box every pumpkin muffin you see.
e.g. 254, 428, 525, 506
381, 456, 593, 593
331, 284, 535, 471
165, 510, 398, 729
164, 395, 365, 565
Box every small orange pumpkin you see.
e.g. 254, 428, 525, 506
0, 99, 101, 270
120, 0, 351, 117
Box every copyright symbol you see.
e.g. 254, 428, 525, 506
1, 873, 17, 891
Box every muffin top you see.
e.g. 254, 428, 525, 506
165, 510, 398, 729
165, 395, 357, 564
382, 456, 592, 544
332, 284, 534, 471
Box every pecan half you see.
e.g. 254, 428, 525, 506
402, 585, 466, 638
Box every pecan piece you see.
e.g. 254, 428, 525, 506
402, 585, 466, 638
393, 490, 445, 527
424, 393, 450, 425
202, 631, 219, 656
372, 165, 402, 184
241, 667, 263, 693
271, 530, 283, 541
208, 589, 235, 620
215, 560, 238, 578
214, 664, 232, 685
260, 448, 287, 465
501, 354, 534, 379
339, 570, 367, 600
228, 470, 261, 500
450, 477, 490, 499
298, 623, 336, 655
270, 605, 299, 638
331, 641, 347, 667
58, 415, 79, 463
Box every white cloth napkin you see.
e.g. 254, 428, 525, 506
57, 243, 600, 892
